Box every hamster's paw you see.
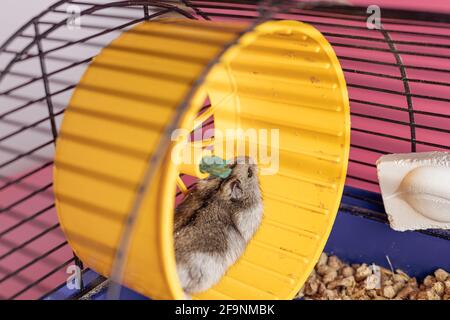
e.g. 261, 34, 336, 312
183, 293, 192, 300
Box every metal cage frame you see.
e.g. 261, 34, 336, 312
0, 0, 449, 300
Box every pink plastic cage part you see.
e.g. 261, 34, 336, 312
0, 0, 449, 299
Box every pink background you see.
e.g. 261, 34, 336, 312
0, 0, 449, 299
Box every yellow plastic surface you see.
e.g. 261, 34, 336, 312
54, 19, 350, 300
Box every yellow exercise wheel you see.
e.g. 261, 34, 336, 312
54, 19, 350, 300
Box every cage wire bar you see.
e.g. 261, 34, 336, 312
0, 0, 448, 300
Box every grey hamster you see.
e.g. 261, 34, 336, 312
174, 156, 263, 295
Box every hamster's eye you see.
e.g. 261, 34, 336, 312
247, 167, 253, 178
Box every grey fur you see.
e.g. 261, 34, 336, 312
174, 156, 263, 294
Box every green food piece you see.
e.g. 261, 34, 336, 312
199, 156, 232, 179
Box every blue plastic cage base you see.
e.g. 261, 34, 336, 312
44, 186, 450, 300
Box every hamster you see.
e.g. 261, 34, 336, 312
173, 156, 263, 295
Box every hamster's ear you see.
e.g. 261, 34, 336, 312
228, 179, 243, 200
